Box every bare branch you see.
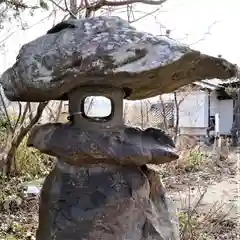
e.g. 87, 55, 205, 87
84, 0, 92, 17
48, 0, 66, 11
85, 0, 167, 17
1, 0, 39, 10
173, 91, 179, 143
64, 0, 77, 18
189, 21, 219, 46
129, 8, 160, 23
12, 101, 22, 133
5, 101, 48, 176
96, 0, 167, 8
55, 101, 63, 122
47, 0, 77, 18
19, 103, 29, 126
159, 95, 168, 131
0, 90, 14, 133
28, 103, 34, 121
69, 0, 78, 15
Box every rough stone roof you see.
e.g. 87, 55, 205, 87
0, 16, 238, 102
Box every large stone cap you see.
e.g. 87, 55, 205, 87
0, 16, 238, 102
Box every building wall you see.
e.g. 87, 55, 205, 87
209, 91, 233, 135
218, 99, 233, 135
174, 90, 233, 136
178, 127, 207, 136
174, 90, 208, 129
209, 91, 219, 116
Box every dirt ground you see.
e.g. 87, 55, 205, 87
163, 148, 240, 239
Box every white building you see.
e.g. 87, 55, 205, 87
149, 79, 238, 136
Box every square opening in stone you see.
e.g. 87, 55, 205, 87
82, 96, 113, 122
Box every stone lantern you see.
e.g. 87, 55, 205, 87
0, 16, 237, 240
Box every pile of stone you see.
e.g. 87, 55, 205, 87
0, 16, 237, 240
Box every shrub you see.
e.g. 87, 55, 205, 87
16, 137, 54, 180
185, 149, 207, 172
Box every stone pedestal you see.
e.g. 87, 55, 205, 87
36, 162, 180, 240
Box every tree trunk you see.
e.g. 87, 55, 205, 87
173, 92, 179, 144
231, 89, 240, 146
70, 0, 78, 16
6, 102, 48, 176
159, 95, 168, 132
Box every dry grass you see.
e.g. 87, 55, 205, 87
0, 178, 238, 240
178, 186, 239, 240
0, 176, 39, 240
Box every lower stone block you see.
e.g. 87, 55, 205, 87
36, 161, 180, 240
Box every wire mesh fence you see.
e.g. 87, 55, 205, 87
123, 99, 174, 131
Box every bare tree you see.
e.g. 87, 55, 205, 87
0, 90, 49, 176
226, 82, 240, 146
159, 95, 168, 132
5, 102, 48, 176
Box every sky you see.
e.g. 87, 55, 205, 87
0, 0, 239, 115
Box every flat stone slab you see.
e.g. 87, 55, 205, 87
0, 16, 237, 102
27, 123, 178, 166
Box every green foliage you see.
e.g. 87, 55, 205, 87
16, 137, 53, 180
179, 212, 212, 240
179, 211, 197, 232
3, 235, 18, 240
185, 149, 206, 172
0, 115, 11, 131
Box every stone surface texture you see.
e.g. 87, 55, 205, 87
27, 123, 178, 166
0, 16, 237, 102
36, 161, 180, 240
